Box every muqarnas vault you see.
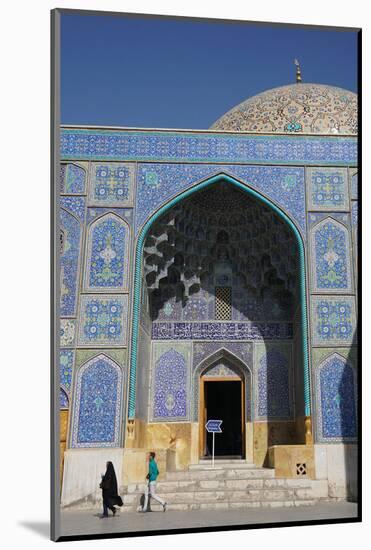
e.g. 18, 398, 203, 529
59, 82, 358, 511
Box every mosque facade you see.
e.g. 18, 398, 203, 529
58, 82, 358, 506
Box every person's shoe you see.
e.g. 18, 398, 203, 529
112, 507, 117, 515
163, 502, 167, 512
100, 514, 108, 519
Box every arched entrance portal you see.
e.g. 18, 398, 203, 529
128, 173, 311, 466
195, 349, 251, 460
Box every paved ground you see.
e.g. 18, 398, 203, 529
60, 502, 358, 538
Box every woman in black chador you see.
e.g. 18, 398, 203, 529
99, 461, 123, 518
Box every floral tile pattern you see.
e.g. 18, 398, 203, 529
255, 343, 292, 419
70, 354, 123, 447
151, 343, 190, 421
60, 318, 76, 347
60, 205, 83, 317
311, 219, 352, 292
315, 353, 357, 441
89, 163, 135, 206
85, 213, 130, 291
60, 350, 74, 409
311, 296, 356, 346
77, 295, 128, 347
60, 163, 86, 194
136, 164, 306, 233
307, 168, 349, 211
61, 129, 357, 166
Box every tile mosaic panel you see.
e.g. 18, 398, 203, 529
255, 342, 292, 419
60, 206, 82, 317
151, 342, 191, 421
311, 296, 356, 346
77, 295, 128, 347
152, 322, 293, 340
311, 219, 352, 292
315, 353, 357, 441
60, 318, 76, 347
307, 168, 349, 211
61, 129, 357, 166
84, 213, 130, 291
136, 164, 306, 233
60, 162, 87, 194
89, 163, 135, 206
60, 350, 74, 394
60, 196, 85, 222
71, 354, 123, 447
60, 388, 69, 409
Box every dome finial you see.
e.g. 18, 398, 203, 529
294, 59, 302, 83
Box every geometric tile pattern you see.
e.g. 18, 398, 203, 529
61, 128, 357, 166
84, 213, 130, 291
60, 196, 85, 222
136, 164, 306, 232
71, 354, 123, 447
89, 163, 135, 206
311, 219, 352, 292
311, 296, 356, 346
60, 163, 86, 194
60, 207, 82, 317
60, 318, 76, 347
255, 343, 292, 419
316, 353, 357, 440
151, 343, 190, 421
152, 322, 293, 340
77, 295, 128, 347
307, 168, 349, 211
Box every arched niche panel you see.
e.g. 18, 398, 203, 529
60, 208, 82, 317
60, 163, 86, 194
70, 354, 123, 448
84, 213, 130, 291
311, 218, 352, 293
151, 345, 189, 422
315, 353, 357, 441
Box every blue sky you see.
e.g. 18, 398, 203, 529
61, 12, 358, 129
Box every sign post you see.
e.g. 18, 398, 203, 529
205, 419, 223, 469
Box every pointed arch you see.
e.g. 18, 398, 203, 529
192, 347, 252, 422
129, 173, 310, 418
84, 212, 130, 291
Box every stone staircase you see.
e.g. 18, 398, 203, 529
120, 460, 329, 512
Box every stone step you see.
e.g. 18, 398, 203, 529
120, 498, 317, 513
165, 468, 276, 481
124, 477, 314, 494
189, 462, 260, 470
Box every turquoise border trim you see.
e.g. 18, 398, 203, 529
128, 174, 311, 419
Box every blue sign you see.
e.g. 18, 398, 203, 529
205, 419, 223, 433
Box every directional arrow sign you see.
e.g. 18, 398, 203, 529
205, 419, 223, 433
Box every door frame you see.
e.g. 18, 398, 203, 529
199, 375, 245, 459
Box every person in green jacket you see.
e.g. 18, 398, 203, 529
140, 452, 167, 512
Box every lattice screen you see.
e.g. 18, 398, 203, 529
215, 287, 232, 320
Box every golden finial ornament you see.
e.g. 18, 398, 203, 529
294, 59, 302, 83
